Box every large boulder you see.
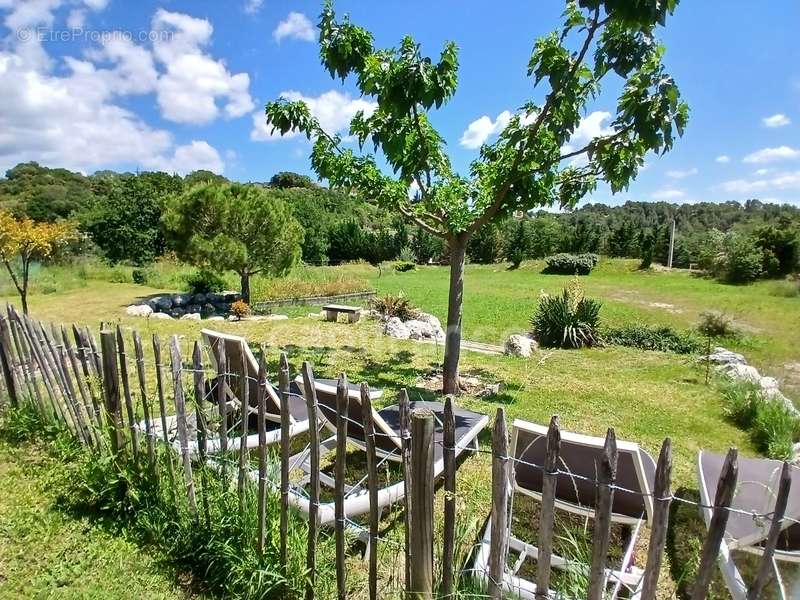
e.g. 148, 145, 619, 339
201, 303, 217, 317
125, 304, 153, 317
150, 312, 174, 320
192, 293, 207, 305
170, 307, 185, 319
151, 296, 173, 312
206, 315, 225, 322
415, 312, 445, 340
385, 317, 411, 340
504, 334, 537, 358
186, 304, 202, 315
223, 291, 241, 303
717, 362, 761, 384
707, 347, 747, 366
172, 293, 192, 308
405, 319, 435, 340
181, 313, 201, 321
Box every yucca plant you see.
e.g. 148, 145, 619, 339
369, 293, 420, 321
531, 280, 601, 349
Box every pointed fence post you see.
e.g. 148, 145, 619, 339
6, 308, 35, 407
747, 461, 792, 600
399, 388, 413, 592
488, 408, 509, 600
170, 335, 196, 516
409, 408, 435, 600
152, 333, 175, 488
63, 326, 100, 446
441, 395, 456, 599
301, 361, 320, 600
256, 348, 268, 556
100, 328, 124, 455
10, 309, 43, 414
213, 340, 228, 468
73, 325, 103, 428
116, 326, 139, 462
133, 331, 157, 475
691, 448, 738, 600
641, 438, 673, 600
237, 354, 249, 508
362, 383, 380, 600
0, 316, 20, 407
536, 416, 561, 598
334, 373, 349, 600
587, 429, 618, 600
278, 352, 291, 580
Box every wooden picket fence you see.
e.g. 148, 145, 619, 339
0, 306, 789, 600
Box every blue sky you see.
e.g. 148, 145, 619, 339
1, 0, 798, 206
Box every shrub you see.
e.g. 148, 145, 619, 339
394, 261, 416, 273
531, 280, 601, 348
770, 278, 800, 298
131, 268, 153, 285
185, 269, 226, 295
369, 293, 419, 321
230, 299, 251, 320
720, 380, 763, 428
697, 310, 738, 338
602, 325, 703, 354
543, 253, 598, 275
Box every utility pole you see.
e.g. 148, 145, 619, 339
667, 218, 676, 269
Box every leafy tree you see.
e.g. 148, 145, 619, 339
0, 210, 77, 313
411, 227, 445, 264
82, 172, 183, 264
183, 170, 227, 187
247, 0, 688, 392
0, 162, 96, 221
162, 182, 304, 303
467, 222, 505, 264
722, 232, 763, 284
528, 214, 564, 258
506, 219, 530, 268
754, 222, 799, 277
269, 171, 318, 189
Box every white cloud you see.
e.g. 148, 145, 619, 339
743, 145, 800, 164
1, 0, 106, 30
243, 0, 264, 14
651, 188, 686, 200
754, 168, 771, 176
0, 6, 227, 175
715, 155, 731, 163
273, 12, 315, 43
149, 140, 224, 175
569, 111, 613, 146
151, 9, 254, 124
459, 111, 512, 149
251, 90, 376, 142
763, 113, 791, 128
66, 9, 85, 29
719, 171, 800, 195
666, 167, 698, 179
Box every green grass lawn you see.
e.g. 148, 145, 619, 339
1, 257, 797, 598
0, 440, 193, 599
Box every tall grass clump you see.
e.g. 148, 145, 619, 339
531, 279, 601, 348
719, 379, 799, 460
602, 324, 703, 354
1, 403, 336, 599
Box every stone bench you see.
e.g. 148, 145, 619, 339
322, 304, 362, 323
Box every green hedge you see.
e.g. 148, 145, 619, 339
543, 253, 599, 275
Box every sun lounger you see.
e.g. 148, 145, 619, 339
697, 451, 800, 600
474, 419, 657, 599
288, 377, 489, 525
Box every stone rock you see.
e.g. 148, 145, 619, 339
201, 303, 216, 316
760, 376, 780, 392
223, 291, 241, 303
172, 294, 192, 308
170, 308, 185, 319
504, 334, 536, 358
416, 312, 442, 330
205, 292, 222, 304
717, 362, 761, 384
265, 314, 289, 321
206, 316, 225, 322
227, 315, 239, 322
181, 313, 201, 321
152, 296, 173, 312
384, 316, 410, 340
706, 347, 747, 366
405, 319, 435, 340
150, 312, 174, 320
213, 302, 230, 314
193, 293, 207, 305
125, 304, 153, 317
186, 304, 202, 315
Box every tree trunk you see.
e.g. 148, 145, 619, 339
20, 290, 28, 315
240, 269, 251, 304
442, 236, 467, 395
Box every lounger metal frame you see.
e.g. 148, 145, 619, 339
474, 419, 654, 600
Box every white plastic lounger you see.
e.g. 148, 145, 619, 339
698, 451, 800, 600
185, 328, 311, 454
287, 378, 489, 526
474, 419, 657, 599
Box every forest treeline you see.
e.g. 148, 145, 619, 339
2, 161, 799, 282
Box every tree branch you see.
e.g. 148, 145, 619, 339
469, 7, 605, 234
410, 103, 433, 190
397, 202, 444, 236
557, 124, 634, 162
